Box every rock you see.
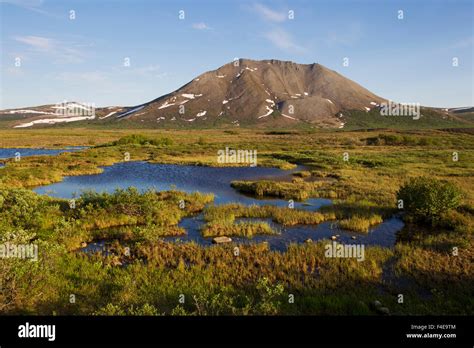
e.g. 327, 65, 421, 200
372, 300, 382, 308
377, 307, 390, 315
212, 236, 232, 244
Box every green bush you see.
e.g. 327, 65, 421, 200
255, 277, 284, 315
366, 134, 436, 146
397, 177, 462, 224
111, 134, 173, 147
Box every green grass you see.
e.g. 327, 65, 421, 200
203, 203, 336, 226
343, 107, 473, 130
0, 187, 213, 250
338, 214, 384, 233
201, 221, 276, 238
230, 180, 324, 201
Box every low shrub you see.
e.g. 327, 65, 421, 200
397, 177, 462, 224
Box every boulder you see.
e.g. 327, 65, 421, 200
212, 236, 232, 244
372, 300, 382, 308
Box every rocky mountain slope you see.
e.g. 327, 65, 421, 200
113, 58, 385, 128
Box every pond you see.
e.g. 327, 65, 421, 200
167, 215, 403, 251
34, 161, 329, 208
0, 146, 88, 159
32, 161, 403, 250
0, 147, 88, 167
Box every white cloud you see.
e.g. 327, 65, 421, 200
2, 0, 45, 7
2, 0, 61, 18
13, 35, 88, 63
192, 22, 211, 30
59, 47, 87, 64
264, 28, 304, 52
14, 35, 54, 51
253, 3, 286, 22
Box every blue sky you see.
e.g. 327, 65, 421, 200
0, 0, 472, 109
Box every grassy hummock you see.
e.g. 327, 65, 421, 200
201, 221, 276, 238
338, 214, 384, 233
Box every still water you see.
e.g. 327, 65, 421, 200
33, 161, 404, 250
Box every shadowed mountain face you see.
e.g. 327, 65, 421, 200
115, 58, 386, 128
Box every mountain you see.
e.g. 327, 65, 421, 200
112, 58, 386, 128
1, 59, 472, 129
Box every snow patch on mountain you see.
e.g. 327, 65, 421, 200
8, 109, 54, 115
158, 101, 175, 109
100, 111, 117, 119
182, 93, 199, 99
14, 115, 95, 128
258, 106, 273, 119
